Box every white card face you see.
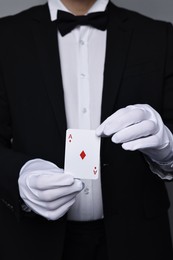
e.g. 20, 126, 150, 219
64, 129, 101, 179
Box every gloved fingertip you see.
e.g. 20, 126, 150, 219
104, 127, 111, 136
111, 134, 121, 144
63, 173, 76, 186
74, 179, 84, 190
122, 143, 136, 151
121, 143, 128, 150
95, 127, 102, 136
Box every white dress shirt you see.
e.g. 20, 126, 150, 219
47, 0, 109, 221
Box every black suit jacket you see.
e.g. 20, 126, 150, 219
0, 2, 173, 260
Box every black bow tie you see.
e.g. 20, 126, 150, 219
56, 10, 108, 36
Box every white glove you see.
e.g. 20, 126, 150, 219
96, 104, 173, 163
18, 159, 84, 220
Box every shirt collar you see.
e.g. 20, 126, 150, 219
48, 0, 109, 21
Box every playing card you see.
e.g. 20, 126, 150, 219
64, 129, 101, 179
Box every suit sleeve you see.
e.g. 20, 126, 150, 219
0, 34, 34, 219
145, 22, 173, 180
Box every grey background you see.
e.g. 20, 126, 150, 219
0, 0, 173, 243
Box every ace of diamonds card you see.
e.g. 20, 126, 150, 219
64, 129, 101, 179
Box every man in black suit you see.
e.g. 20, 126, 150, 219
0, 0, 173, 259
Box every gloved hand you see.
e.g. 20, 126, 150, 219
18, 159, 84, 220
96, 104, 173, 162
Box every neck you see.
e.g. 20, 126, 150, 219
60, 0, 97, 15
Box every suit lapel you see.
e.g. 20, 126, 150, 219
31, 4, 67, 137
101, 3, 133, 122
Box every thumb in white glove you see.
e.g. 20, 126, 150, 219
96, 104, 173, 163
18, 159, 84, 220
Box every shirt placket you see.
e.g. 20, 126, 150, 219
78, 27, 91, 129
77, 26, 93, 219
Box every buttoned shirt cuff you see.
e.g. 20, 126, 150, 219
144, 155, 173, 180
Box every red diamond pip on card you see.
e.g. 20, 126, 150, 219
80, 150, 86, 160
64, 129, 101, 179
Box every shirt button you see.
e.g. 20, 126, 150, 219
84, 187, 90, 195
79, 40, 85, 45
80, 73, 85, 78
82, 108, 87, 114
